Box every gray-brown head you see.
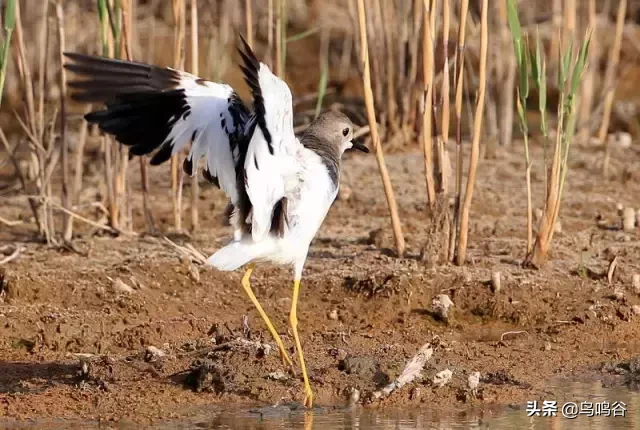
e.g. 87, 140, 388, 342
300, 111, 369, 187
303, 111, 369, 157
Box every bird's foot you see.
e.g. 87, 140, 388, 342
303, 387, 314, 409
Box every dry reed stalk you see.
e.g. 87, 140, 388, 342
190, 0, 200, 231
121, 0, 155, 233
0, 128, 41, 230
367, 0, 384, 110
244, 0, 253, 48
356, 0, 405, 257
13, 1, 36, 136
563, 0, 576, 44
600, 0, 626, 177
73, 106, 91, 199
109, 0, 130, 231
14, 0, 49, 237
498, 0, 515, 147
456, 0, 487, 266
422, 0, 436, 206
449, 0, 469, 262
172, 0, 186, 232
267, 0, 273, 67
549, 0, 562, 59
56, 1, 71, 241
429, 0, 443, 192
578, 0, 597, 138
380, 0, 397, 132
275, 0, 285, 78
36, 0, 48, 141
97, 0, 117, 229
405, 0, 423, 130
439, 0, 451, 194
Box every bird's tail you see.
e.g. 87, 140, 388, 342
206, 240, 276, 271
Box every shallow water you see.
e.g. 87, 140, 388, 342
3, 380, 639, 429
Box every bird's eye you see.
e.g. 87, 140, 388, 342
342, 127, 350, 137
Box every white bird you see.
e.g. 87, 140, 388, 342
64, 36, 369, 408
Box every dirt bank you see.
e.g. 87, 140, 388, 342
1, 140, 640, 424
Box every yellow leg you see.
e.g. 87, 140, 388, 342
290, 279, 313, 408
241, 264, 294, 369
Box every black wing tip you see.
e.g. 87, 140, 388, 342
235, 34, 274, 151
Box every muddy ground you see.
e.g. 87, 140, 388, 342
1, 137, 640, 424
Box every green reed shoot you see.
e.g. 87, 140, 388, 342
0, 0, 16, 106
506, 0, 591, 267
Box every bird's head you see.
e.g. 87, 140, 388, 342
305, 111, 370, 157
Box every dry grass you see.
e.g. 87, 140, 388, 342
0, 0, 638, 272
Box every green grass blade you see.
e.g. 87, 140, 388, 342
97, 0, 109, 56
4, 0, 16, 31
287, 27, 319, 44
569, 35, 591, 96
506, 0, 523, 66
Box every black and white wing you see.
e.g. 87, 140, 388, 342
237, 38, 299, 241
64, 52, 249, 204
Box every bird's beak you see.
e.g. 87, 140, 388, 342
351, 141, 370, 153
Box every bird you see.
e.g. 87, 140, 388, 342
64, 35, 369, 408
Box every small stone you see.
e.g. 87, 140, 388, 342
468, 371, 480, 391
338, 185, 353, 201
433, 369, 453, 387
491, 272, 501, 294
188, 264, 201, 283
632, 305, 640, 316
432, 294, 454, 322
328, 309, 339, 321
367, 229, 384, 248
615, 132, 632, 149
534, 208, 544, 224
111, 277, 134, 294
554, 220, 562, 234
145, 346, 166, 362
623, 207, 636, 231
265, 371, 288, 381
612, 287, 625, 301
348, 387, 361, 406
545, 342, 552, 351
335, 348, 348, 362
633, 274, 640, 294
410, 386, 421, 400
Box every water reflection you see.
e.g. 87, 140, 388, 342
1, 381, 637, 429
177, 381, 638, 430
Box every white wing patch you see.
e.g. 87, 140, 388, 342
167, 75, 241, 203
242, 62, 299, 241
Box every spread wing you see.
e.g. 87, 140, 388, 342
64, 52, 250, 204
237, 37, 299, 241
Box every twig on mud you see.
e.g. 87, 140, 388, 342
45, 198, 123, 236
499, 330, 529, 342
324, 326, 351, 344
179, 337, 274, 359
161, 236, 207, 264
0, 245, 24, 265
0, 216, 23, 227
370, 343, 433, 401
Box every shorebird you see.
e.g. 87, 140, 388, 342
64, 36, 369, 408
